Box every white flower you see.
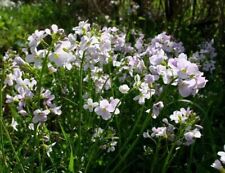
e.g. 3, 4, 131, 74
143, 130, 151, 138
11, 118, 18, 131
151, 127, 167, 138
73, 21, 90, 35
119, 84, 130, 94
28, 123, 34, 131
170, 108, 191, 124
83, 98, 98, 112
133, 82, 155, 105
50, 106, 62, 115
4, 73, 14, 86
218, 149, 225, 164
92, 127, 104, 142
18, 110, 28, 116
46, 142, 56, 157
107, 141, 117, 152
49, 41, 75, 70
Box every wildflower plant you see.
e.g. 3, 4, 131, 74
0, 21, 209, 172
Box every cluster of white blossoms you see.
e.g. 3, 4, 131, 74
143, 108, 202, 146
22, 22, 207, 101
91, 127, 118, 153
2, 22, 208, 155
190, 40, 217, 73
0, 0, 16, 8
212, 145, 225, 172
4, 51, 61, 124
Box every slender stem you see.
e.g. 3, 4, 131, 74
84, 142, 99, 173
37, 52, 49, 103
150, 139, 161, 173
1, 121, 25, 173
161, 142, 176, 173
78, 52, 85, 170
110, 111, 150, 173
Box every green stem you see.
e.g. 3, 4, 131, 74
1, 121, 25, 173
110, 111, 150, 173
161, 143, 176, 173
37, 52, 49, 103
220, 168, 225, 173
78, 52, 85, 170
84, 142, 99, 173
151, 139, 161, 173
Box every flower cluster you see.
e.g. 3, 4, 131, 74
22, 22, 207, 100
2, 22, 208, 164
191, 40, 217, 73
4, 51, 61, 123
143, 108, 202, 146
91, 127, 118, 153
84, 97, 120, 120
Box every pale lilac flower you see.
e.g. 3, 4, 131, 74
94, 98, 120, 120
178, 79, 196, 97
14, 56, 27, 66
149, 49, 167, 66
144, 74, 159, 84
32, 109, 50, 123
28, 30, 47, 48
184, 128, 201, 146
152, 101, 164, 119
26, 49, 48, 68
211, 159, 223, 170
135, 34, 144, 52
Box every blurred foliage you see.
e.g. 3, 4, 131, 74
1, 0, 225, 53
